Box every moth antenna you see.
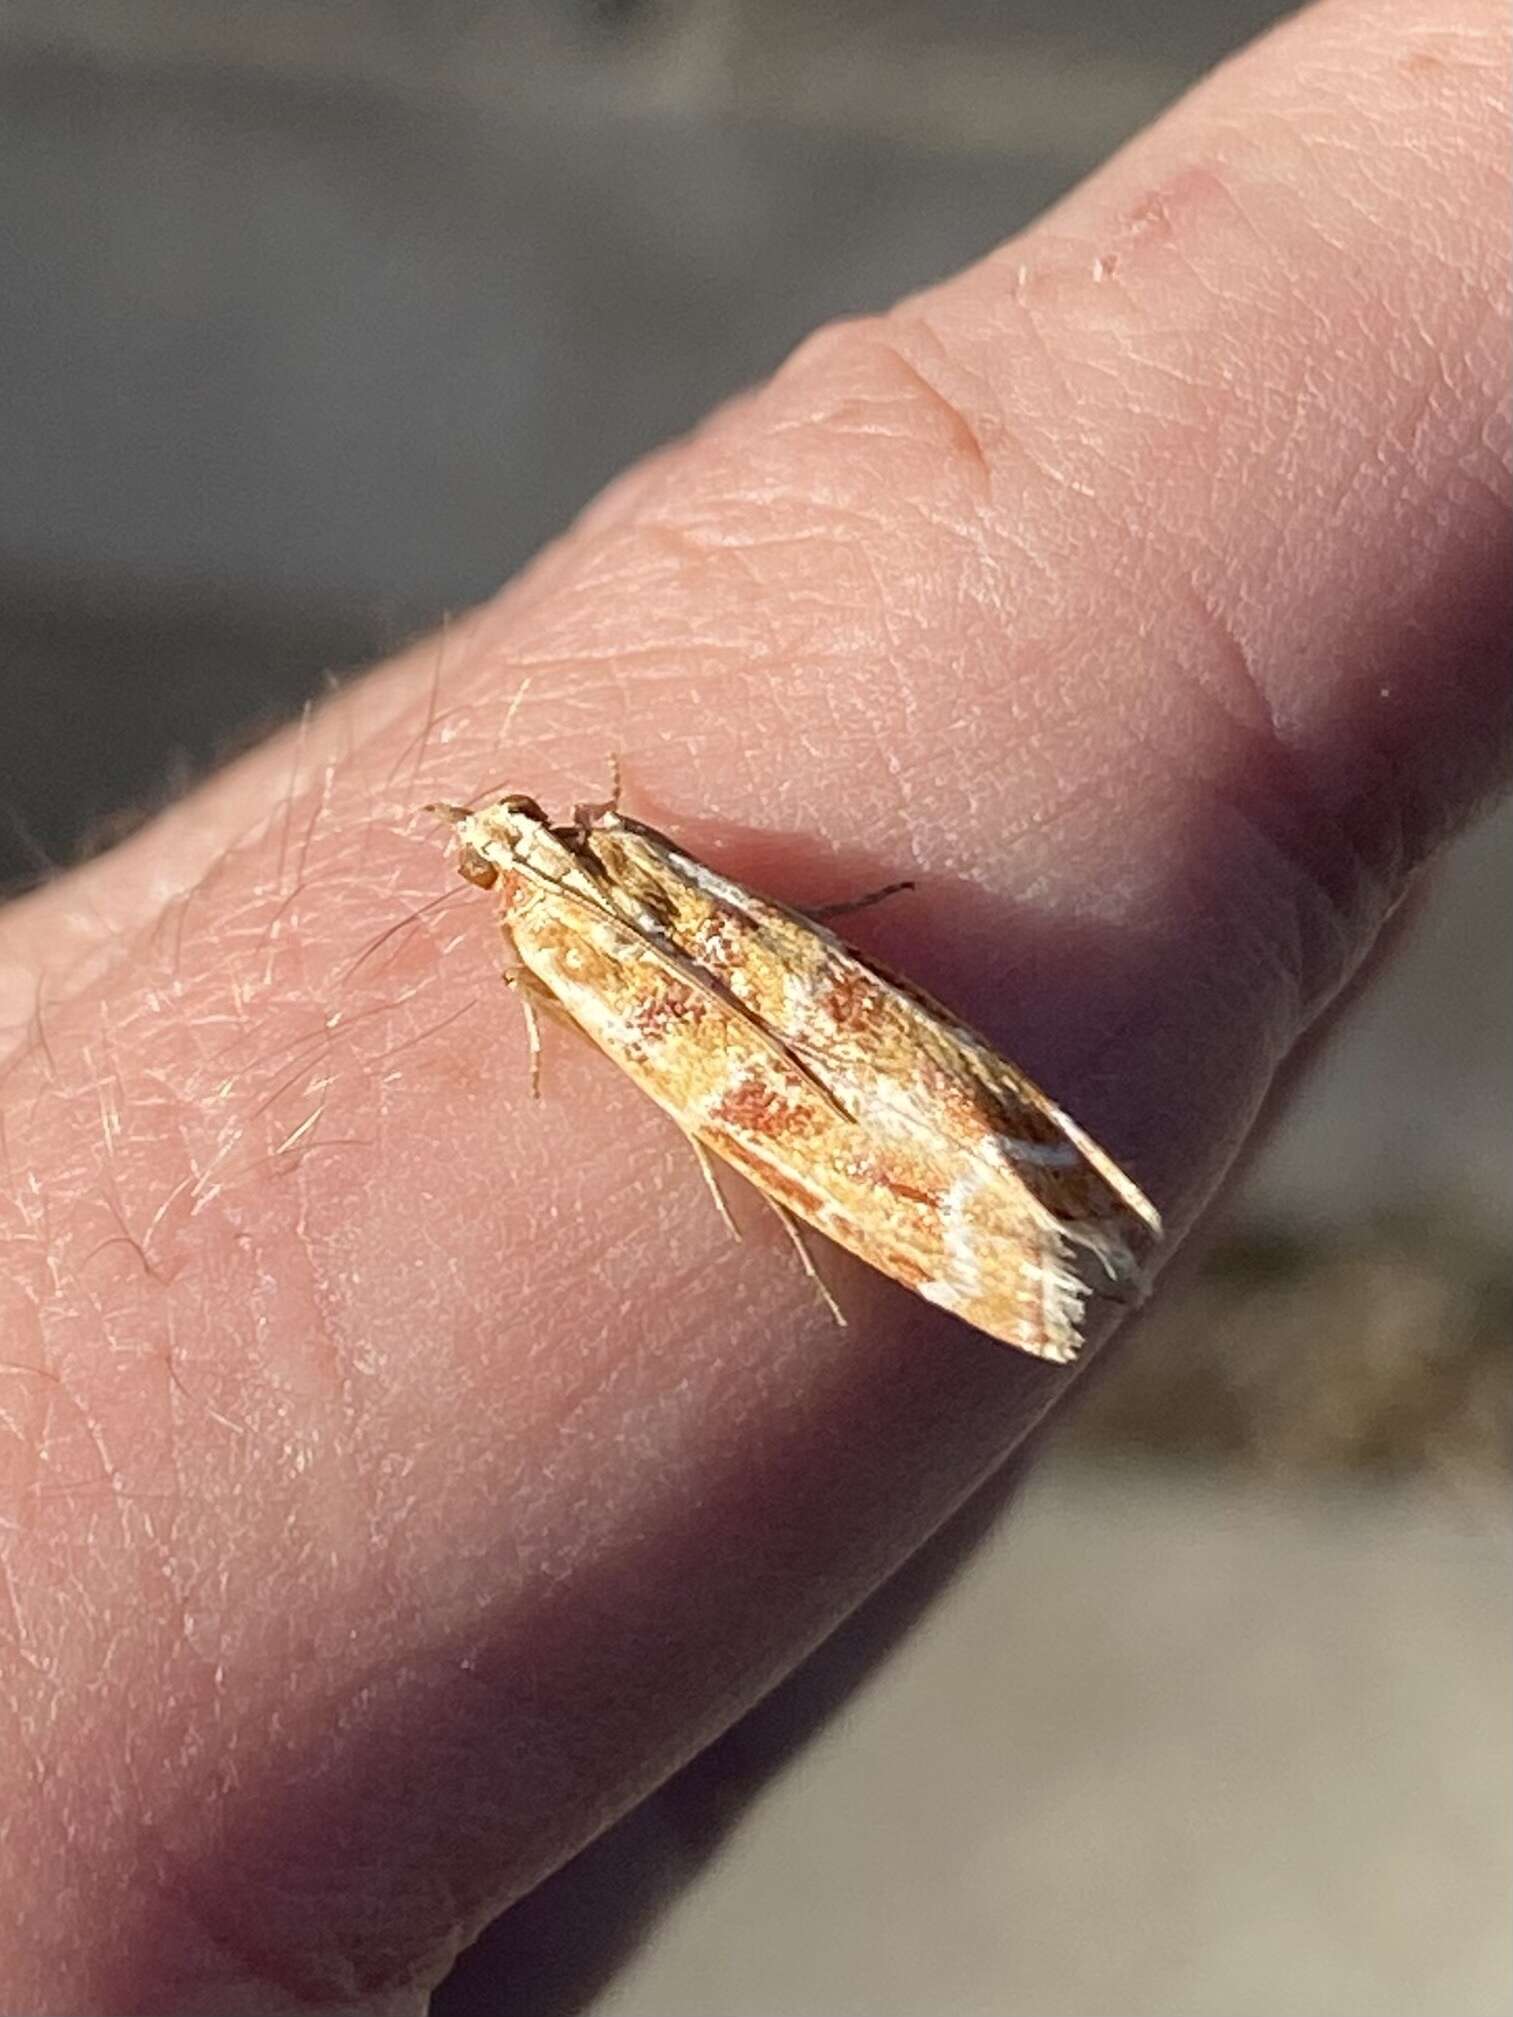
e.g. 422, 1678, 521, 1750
387, 610, 452, 791
573, 751, 624, 828
461, 675, 538, 809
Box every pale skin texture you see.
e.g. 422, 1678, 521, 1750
0, 0, 1508, 2008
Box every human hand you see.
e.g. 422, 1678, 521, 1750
1, 0, 1507, 2009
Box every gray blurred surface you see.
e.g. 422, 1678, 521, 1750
1240, 805, 1513, 1243
581, 1461, 1513, 2017
2, 6, 1508, 2014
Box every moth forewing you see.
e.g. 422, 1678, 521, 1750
593, 812, 1157, 1261
440, 796, 1160, 1361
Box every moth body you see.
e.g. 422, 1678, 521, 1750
439, 794, 1159, 1362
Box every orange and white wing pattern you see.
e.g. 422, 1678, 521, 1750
439, 797, 1160, 1362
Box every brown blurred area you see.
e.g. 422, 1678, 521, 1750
2, 6, 1507, 2013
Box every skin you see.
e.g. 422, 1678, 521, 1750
0, 0, 1508, 2009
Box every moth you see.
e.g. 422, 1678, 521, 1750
433, 785, 1160, 1361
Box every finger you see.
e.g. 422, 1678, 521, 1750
1, 0, 1506, 2011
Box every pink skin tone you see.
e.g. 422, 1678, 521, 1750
1, 0, 1508, 2009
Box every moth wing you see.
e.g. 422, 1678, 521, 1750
664, 851, 1158, 1260
593, 815, 1159, 1316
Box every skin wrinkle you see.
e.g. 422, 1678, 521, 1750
895, 312, 1103, 517
1158, 575, 1374, 1015
975, 468, 1374, 1019
860, 335, 996, 493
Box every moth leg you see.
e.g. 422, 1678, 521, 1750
501, 964, 569, 1098
763, 1198, 848, 1330
573, 752, 623, 828
808, 879, 914, 922
683, 1132, 743, 1245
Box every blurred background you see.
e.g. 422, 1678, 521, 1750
2, 4, 1507, 2013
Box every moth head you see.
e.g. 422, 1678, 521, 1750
426, 798, 507, 889
495, 793, 549, 824
428, 792, 557, 889
481, 793, 556, 865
